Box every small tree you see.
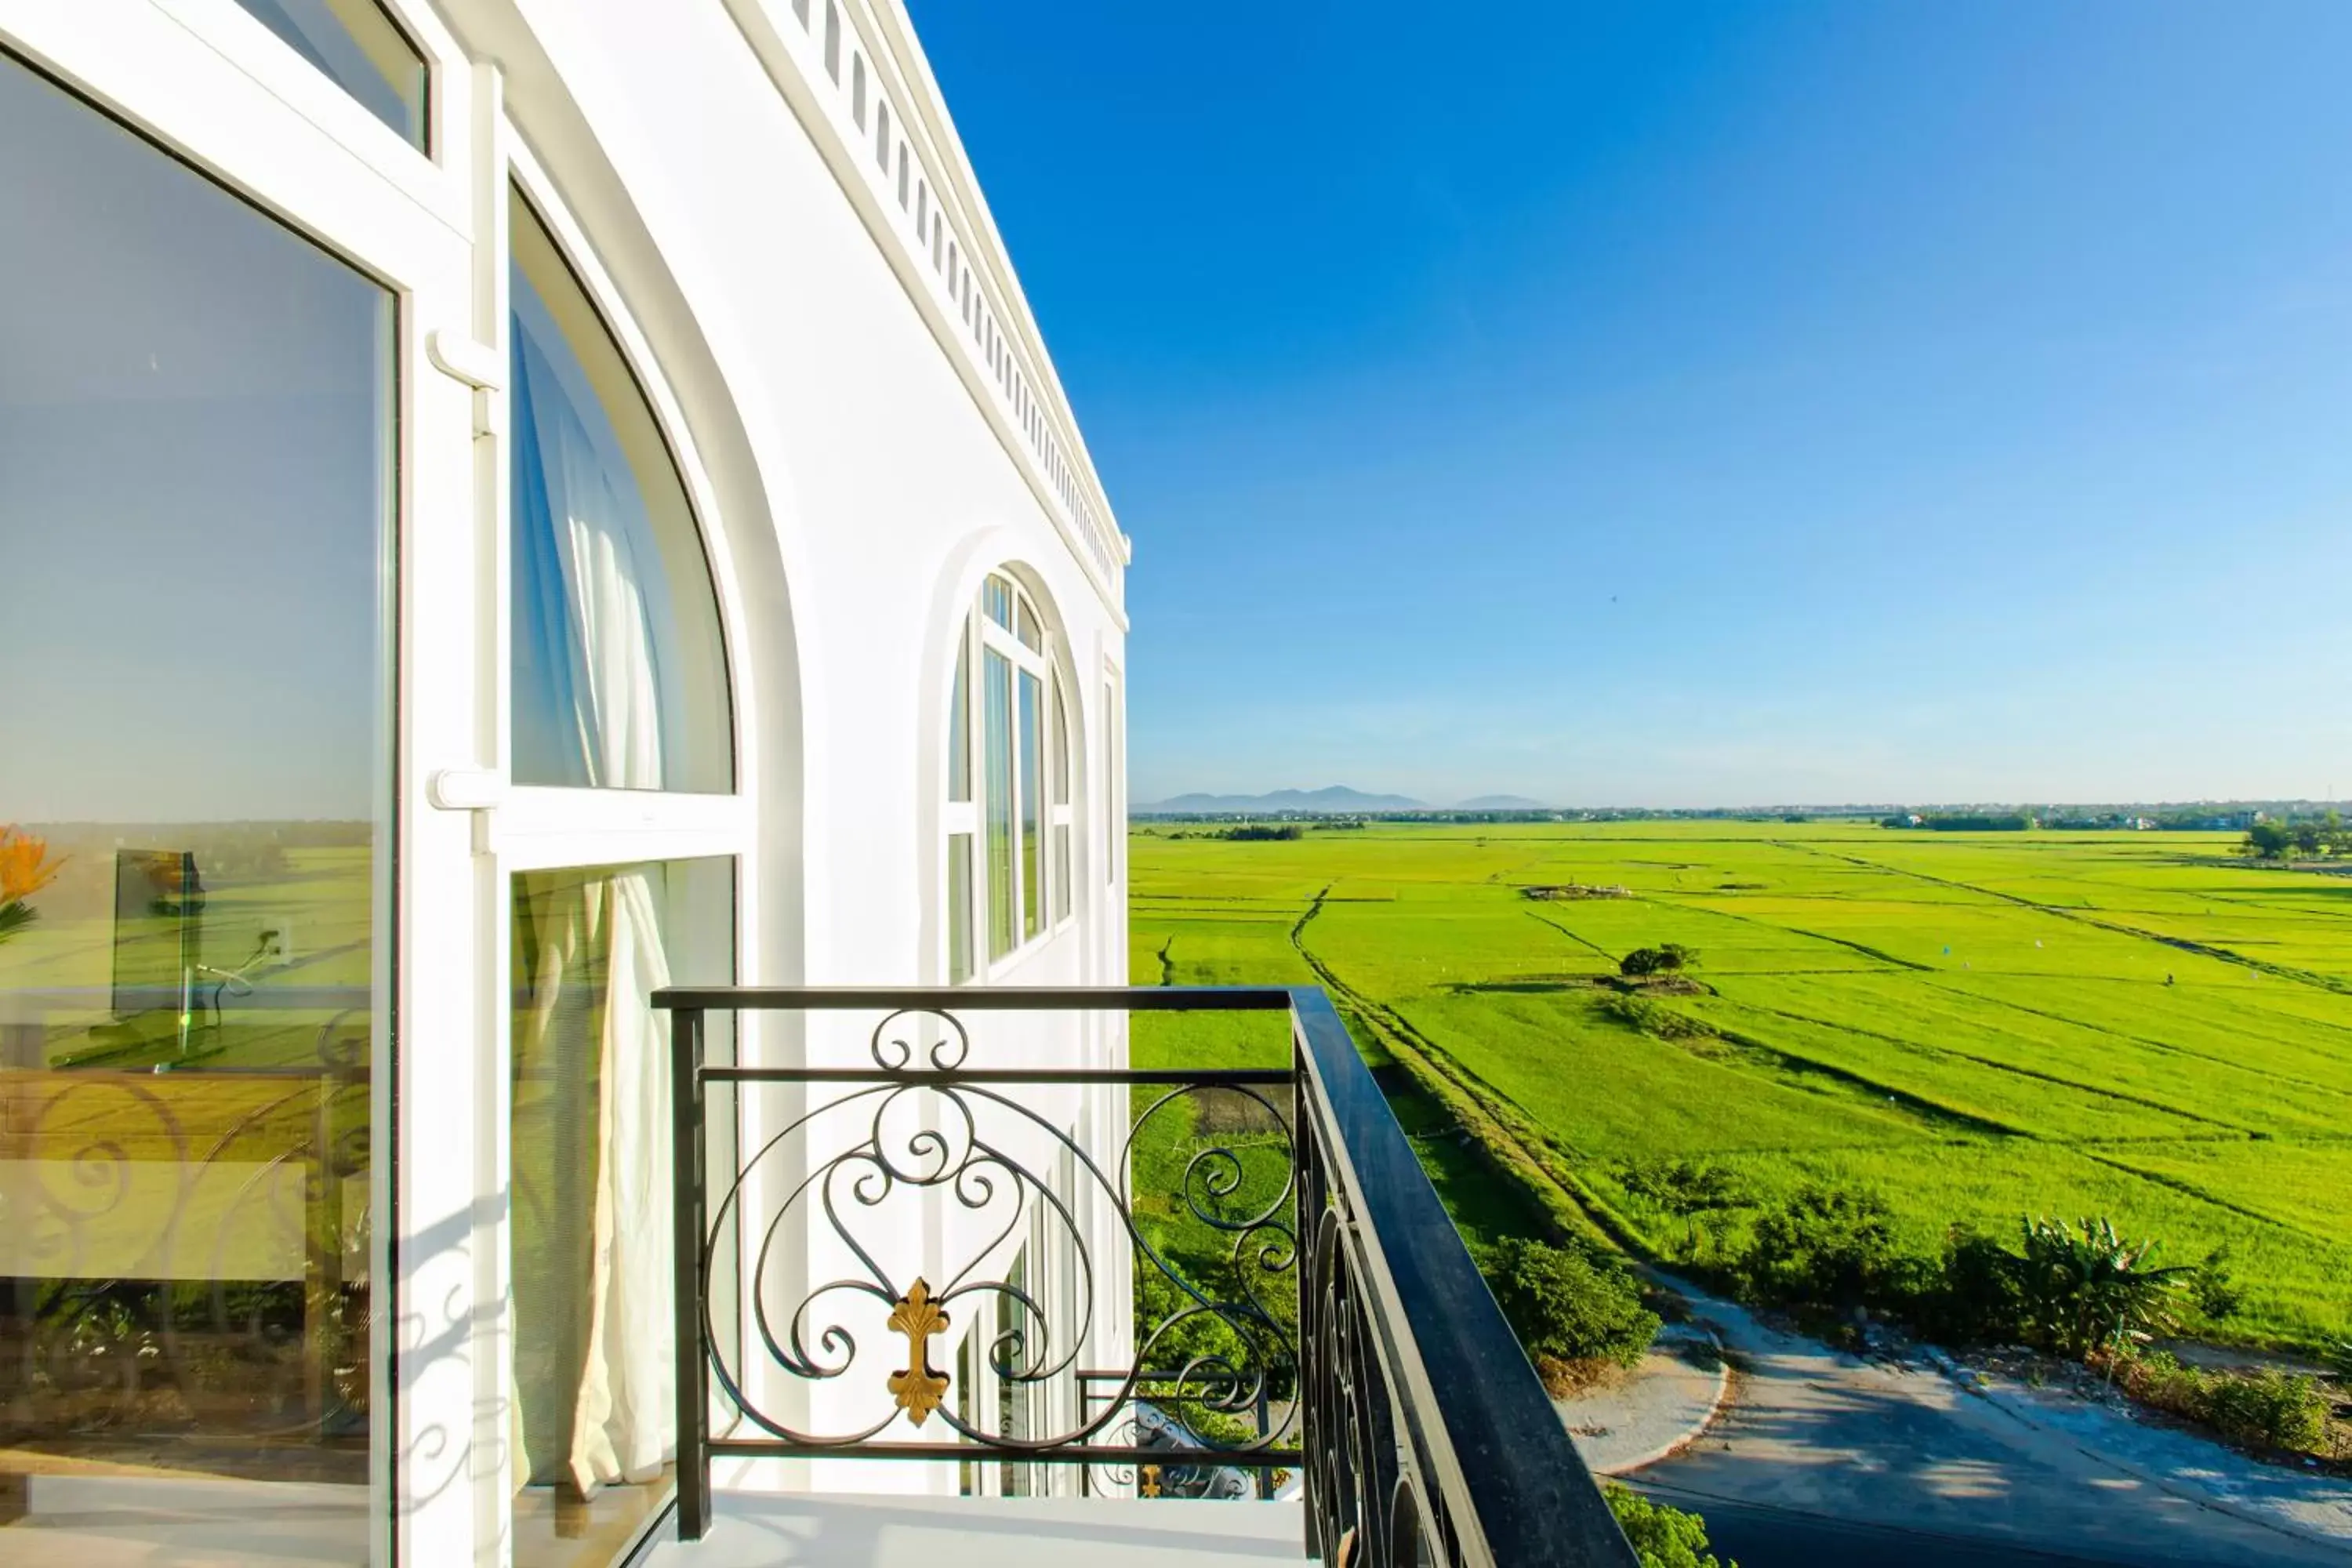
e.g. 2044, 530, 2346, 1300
1621, 943, 1699, 978
2016, 1216, 2187, 1363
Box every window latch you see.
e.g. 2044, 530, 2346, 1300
427, 330, 503, 437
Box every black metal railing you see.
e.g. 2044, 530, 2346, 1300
654, 985, 1637, 1566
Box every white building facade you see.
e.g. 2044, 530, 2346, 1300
0, 2, 1131, 1565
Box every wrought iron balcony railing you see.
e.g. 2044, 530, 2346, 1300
653, 984, 1639, 1567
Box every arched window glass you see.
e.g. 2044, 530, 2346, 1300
510, 193, 732, 793
946, 574, 1076, 975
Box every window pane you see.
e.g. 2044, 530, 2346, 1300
510, 858, 731, 1566
985, 650, 1016, 958
0, 54, 390, 1552
948, 832, 975, 983
511, 194, 732, 793
1014, 592, 1042, 653
982, 574, 1014, 632
1020, 670, 1043, 939
232, 0, 427, 150
948, 622, 971, 803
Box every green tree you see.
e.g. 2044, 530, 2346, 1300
1606, 1486, 1737, 1568
2244, 820, 2293, 858
1620, 943, 1699, 978
2016, 1216, 2187, 1362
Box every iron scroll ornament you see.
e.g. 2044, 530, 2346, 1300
695, 1007, 1301, 1459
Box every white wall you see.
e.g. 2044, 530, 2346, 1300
455, 0, 1137, 1512
463, 0, 1130, 999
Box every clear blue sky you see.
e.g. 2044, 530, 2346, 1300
913, 2, 2352, 808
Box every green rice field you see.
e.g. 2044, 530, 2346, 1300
1126, 819, 2352, 1350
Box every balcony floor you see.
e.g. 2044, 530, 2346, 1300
637, 1492, 1305, 1567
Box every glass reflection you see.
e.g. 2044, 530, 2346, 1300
0, 53, 390, 1560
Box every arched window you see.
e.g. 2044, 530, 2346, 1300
945, 573, 1076, 980
510, 194, 732, 793
500, 181, 742, 1549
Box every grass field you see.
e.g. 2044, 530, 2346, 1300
1126, 819, 2352, 1351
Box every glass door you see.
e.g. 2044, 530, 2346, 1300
0, 5, 481, 1563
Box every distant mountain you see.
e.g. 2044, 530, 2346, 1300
1134, 786, 1427, 816
1456, 794, 1551, 810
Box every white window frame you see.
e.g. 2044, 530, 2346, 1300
485, 133, 760, 1555
947, 573, 1078, 981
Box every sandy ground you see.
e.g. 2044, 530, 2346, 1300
1560, 1322, 1732, 1474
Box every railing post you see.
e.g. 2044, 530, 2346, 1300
671, 1004, 710, 1540
1293, 1021, 1324, 1560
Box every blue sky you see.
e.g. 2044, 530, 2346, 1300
913, 2, 2352, 808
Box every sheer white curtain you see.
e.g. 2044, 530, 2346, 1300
510, 272, 677, 1494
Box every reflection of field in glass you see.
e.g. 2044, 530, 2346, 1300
2, 825, 373, 1071
1, 822, 374, 1475
1131, 820, 2352, 1350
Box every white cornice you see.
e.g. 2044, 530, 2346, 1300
718, 0, 1131, 618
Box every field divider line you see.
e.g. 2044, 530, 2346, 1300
1520, 906, 1620, 960
1784, 840, 2352, 997
2071, 1147, 2318, 1236
1288, 883, 1722, 1261
1907, 975, 2352, 1101
1707, 998, 2260, 1138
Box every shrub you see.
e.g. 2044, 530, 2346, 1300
1615, 1160, 1754, 1260
1605, 1486, 1735, 1568
2188, 1246, 2243, 1324
2117, 1352, 2330, 1454
1913, 1223, 2026, 1346
1737, 1186, 1901, 1313
1484, 1236, 1660, 1374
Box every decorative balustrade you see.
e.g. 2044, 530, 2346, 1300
722, 0, 1129, 600
656, 985, 1639, 1566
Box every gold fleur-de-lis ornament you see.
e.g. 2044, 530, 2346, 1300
885, 1278, 951, 1425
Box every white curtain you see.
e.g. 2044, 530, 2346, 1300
570, 871, 673, 1489
510, 271, 678, 1494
